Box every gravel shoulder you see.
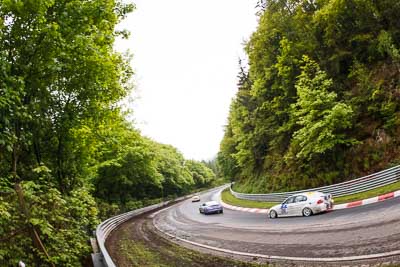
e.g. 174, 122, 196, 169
105, 208, 269, 267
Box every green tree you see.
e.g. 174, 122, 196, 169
0, 0, 134, 265
186, 160, 215, 188
288, 56, 356, 161
220, 0, 400, 192
151, 142, 194, 197
93, 119, 163, 205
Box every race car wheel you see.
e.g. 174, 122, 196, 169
302, 207, 313, 217
269, 210, 278, 219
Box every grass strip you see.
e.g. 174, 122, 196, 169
221, 188, 277, 209
333, 180, 400, 204
221, 180, 400, 208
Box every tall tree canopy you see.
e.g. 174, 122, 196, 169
0, 1, 218, 265
219, 0, 400, 193
0, 0, 134, 265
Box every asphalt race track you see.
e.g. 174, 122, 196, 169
153, 188, 400, 260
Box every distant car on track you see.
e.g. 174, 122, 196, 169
199, 201, 223, 215
191, 195, 200, 202
269, 191, 333, 219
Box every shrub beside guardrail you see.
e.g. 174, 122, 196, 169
230, 165, 400, 202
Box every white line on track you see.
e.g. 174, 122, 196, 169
153, 210, 400, 262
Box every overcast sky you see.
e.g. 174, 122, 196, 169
115, 0, 258, 160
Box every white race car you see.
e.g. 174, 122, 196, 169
269, 191, 333, 218
191, 195, 200, 202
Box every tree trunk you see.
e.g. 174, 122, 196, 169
12, 143, 54, 267
14, 183, 55, 267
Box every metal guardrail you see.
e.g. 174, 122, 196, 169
94, 198, 182, 267
230, 165, 400, 202
93, 185, 226, 267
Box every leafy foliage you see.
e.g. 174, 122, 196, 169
93, 131, 216, 219
0, 0, 218, 265
0, 174, 98, 266
219, 0, 400, 193
289, 56, 356, 161
186, 160, 216, 188
0, 0, 135, 264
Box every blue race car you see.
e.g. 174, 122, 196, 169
199, 201, 223, 215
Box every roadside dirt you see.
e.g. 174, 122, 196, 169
106, 209, 267, 267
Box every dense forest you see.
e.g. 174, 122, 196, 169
218, 0, 400, 193
0, 1, 217, 266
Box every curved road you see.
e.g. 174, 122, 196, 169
153, 188, 400, 260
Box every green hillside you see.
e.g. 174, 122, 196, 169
0, 1, 217, 265
218, 0, 400, 193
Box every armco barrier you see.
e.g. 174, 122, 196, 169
94, 195, 191, 267
230, 165, 400, 202
94, 200, 176, 267
94, 186, 225, 267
